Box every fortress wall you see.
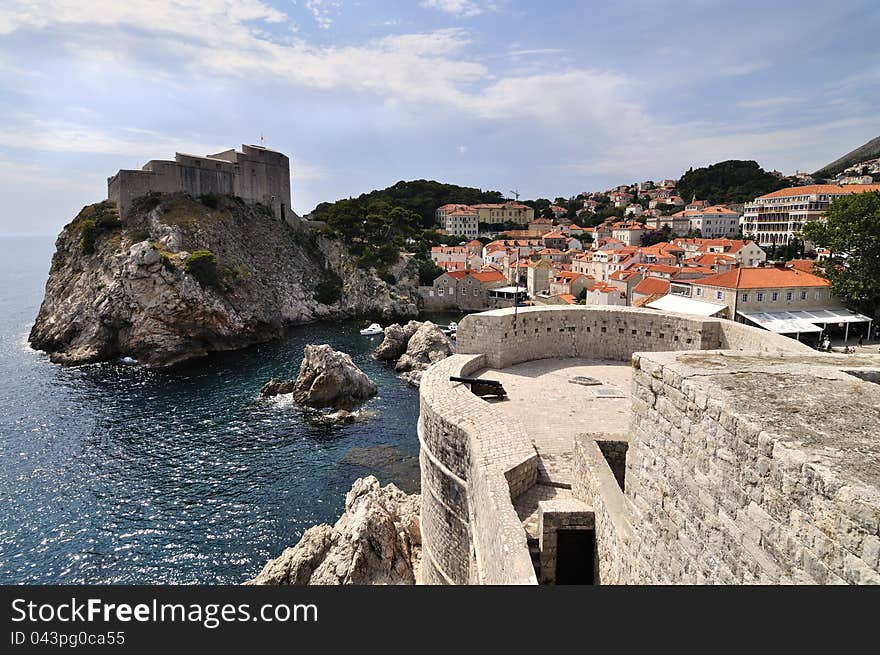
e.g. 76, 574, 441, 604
456, 306, 722, 368
419, 355, 538, 585
421, 305, 857, 585
456, 306, 810, 368
574, 350, 880, 584
108, 145, 292, 221
716, 319, 814, 352
572, 436, 637, 584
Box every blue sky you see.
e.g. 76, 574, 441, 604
0, 0, 878, 235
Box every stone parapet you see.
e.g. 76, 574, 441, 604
419, 354, 538, 584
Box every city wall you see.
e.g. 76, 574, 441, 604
575, 349, 880, 584
420, 305, 880, 584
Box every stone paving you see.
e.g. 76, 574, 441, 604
476, 358, 632, 539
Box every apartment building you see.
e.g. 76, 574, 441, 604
472, 202, 535, 225
442, 207, 479, 239
741, 184, 880, 248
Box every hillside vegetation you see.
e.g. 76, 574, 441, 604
309, 179, 505, 276
677, 160, 787, 205
813, 135, 880, 179
311, 180, 504, 229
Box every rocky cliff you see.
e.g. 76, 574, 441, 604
29, 193, 418, 367
247, 476, 421, 585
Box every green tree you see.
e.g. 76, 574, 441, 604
677, 160, 787, 205
804, 191, 880, 317
416, 256, 445, 286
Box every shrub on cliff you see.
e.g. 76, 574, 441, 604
76, 201, 122, 254
184, 249, 220, 287
198, 193, 221, 210
79, 219, 99, 254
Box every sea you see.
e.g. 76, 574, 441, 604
0, 235, 459, 584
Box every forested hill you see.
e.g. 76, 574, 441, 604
677, 160, 788, 205
310, 180, 505, 229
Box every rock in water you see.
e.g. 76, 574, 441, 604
247, 476, 421, 585
394, 321, 453, 386
372, 320, 422, 361
292, 344, 377, 410
259, 378, 297, 397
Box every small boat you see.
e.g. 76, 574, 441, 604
360, 322, 383, 336
442, 321, 458, 336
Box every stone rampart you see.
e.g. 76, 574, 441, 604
419, 354, 538, 584
572, 349, 880, 584
455, 305, 809, 368
420, 305, 880, 584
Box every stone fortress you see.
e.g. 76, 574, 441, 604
108, 144, 293, 223
418, 305, 880, 584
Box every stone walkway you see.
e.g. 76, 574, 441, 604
476, 358, 631, 540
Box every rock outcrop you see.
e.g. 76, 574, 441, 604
372, 320, 422, 361
29, 193, 418, 367
259, 378, 297, 397
290, 344, 377, 410
247, 476, 421, 585
395, 322, 454, 387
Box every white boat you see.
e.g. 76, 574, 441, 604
360, 322, 383, 336
442, 321, 458, 335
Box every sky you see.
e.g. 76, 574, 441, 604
0, 0, 878, 236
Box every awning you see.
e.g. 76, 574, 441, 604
736, 312, 822, 334
645, 294, 727, 317
737, 308, 872, 334
489, 286, 527, 295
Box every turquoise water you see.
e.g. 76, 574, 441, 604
0, 236, 457, 584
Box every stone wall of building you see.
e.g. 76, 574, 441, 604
108, 144, 292, 223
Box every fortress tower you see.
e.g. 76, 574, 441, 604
107, 144, 293, 224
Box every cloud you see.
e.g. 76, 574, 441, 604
304, 0, 336, 30
420, 0, 486, 18
738, 96, 802, 109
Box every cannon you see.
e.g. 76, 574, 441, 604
449, 376, 507, 398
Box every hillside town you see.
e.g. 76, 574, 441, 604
422, 177, 878, 348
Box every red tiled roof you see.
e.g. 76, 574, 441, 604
633, 277, 670, 296
756, 184, 880, 200
786, 259, 818, 273
692, 267, 829, 289
470, 270, 506, 283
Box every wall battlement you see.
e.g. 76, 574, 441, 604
107, 144, 292, 223
419, 306, 880, 584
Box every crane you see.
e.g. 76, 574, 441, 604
510, 189, 520, 201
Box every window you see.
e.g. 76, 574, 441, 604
696, 288, 703, 297
438, 288, 444, 297
741, 293, 749, 302
800, 291, 807, 300
473, 289, 479, 297
716, 291, 723, 300
815, 291, 821, 300
771, 292, 778, 301
786, 291, 793, 301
